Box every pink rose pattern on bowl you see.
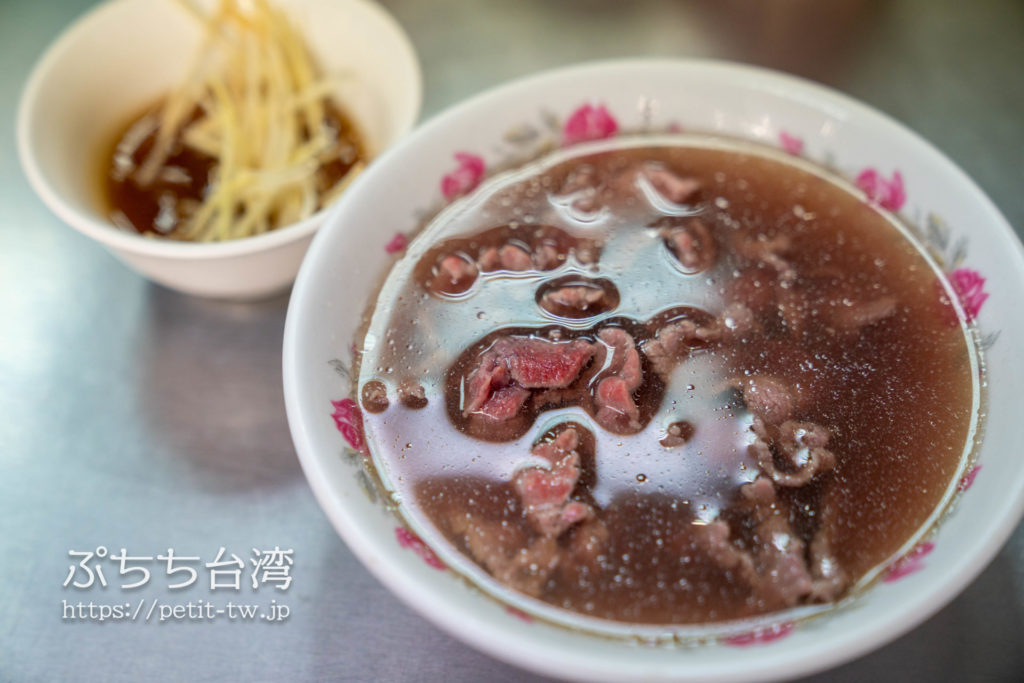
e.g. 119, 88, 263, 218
325, 99, 994, 643
883, 542, 936, 582
395, 527, 447, 570
724, 621, 796, 647
441, 152, 486, 201
385, 232, 409, 255
561, 103, 619, 146
778, 130, 804, 156
855, 168, 907, 212
949, 268, 989, 323
958, 464, 982, 493
330, 398, 366, 455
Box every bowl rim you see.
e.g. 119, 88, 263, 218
15, 0, 423, 260
283, 57, 1024, 682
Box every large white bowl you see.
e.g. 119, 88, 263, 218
283, 60, 1024, 681
17, 0, 421, 299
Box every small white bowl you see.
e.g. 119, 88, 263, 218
284, 60, 1024, 681
17, 0, 421, 299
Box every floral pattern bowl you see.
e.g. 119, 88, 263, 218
282, 59, 1024, 681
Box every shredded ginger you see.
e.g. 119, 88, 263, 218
135, 0, 364, 241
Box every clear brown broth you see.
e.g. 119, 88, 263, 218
356, 139, 976, 625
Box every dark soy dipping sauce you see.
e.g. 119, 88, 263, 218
355, 137, 978, 625
103, 102, 364, 238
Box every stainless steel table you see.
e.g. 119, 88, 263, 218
3, 1, 1022, 680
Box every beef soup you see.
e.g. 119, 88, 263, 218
355, 136, 981, 625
